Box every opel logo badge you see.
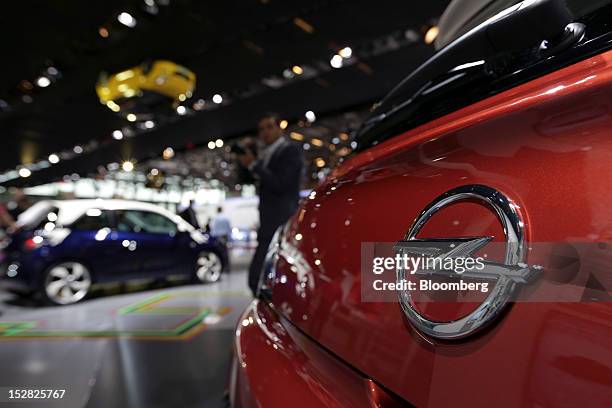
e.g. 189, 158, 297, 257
394, 185, 538, 340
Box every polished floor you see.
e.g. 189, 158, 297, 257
0, 253, 253, 408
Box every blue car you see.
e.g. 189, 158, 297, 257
1, 199, 228, 305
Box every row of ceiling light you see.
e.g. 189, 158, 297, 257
114, 104, 329, 178
4, 101, 338, 183
68, 9, 440, 175
99, 0, 170, 37
168, 24, 439, 121
0, 65, 62, 111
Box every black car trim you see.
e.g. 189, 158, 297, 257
355, 2, 612, 151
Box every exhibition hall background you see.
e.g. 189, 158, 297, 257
0, 1, 448, 407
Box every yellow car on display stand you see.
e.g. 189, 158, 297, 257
96, 60, 196, 114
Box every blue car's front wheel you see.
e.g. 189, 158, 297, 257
43, 261, 92, 305
195, 251, 222, 283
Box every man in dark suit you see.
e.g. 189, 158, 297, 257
237, 113, 303, 295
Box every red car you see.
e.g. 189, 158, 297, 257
230, 1, 612, 406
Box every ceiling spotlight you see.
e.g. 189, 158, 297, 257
193, 99, 205, 111
48, 154, 60, 164
112, 130, 124, 140
282, 69, 294, 79
311, 138, 323, 147
162, 147, 174, 160
118, 12, 137, 28
106, 101, 120, 112
338, 47, 352, 59
212, 94, 223, 104
424, 25, 439, 45
292, 65, 304, 75
73, 145, 83, 154
290, 132, 304, 141
176, 105, 187, 115
215, 139, 224, 148
46, 66, 59, 76
293, 17, 314, 34
144, 120, 155, 129
122, 161, 135, 172
126, 113, 137, 122
36, 76, 51, 88
144, 0, 158, 14
279, 120, 288, 129
330, 54, 343, 69
208, 141, 216, 149
305, 110, 316, 122
150, 168, 159, 176
405, 29, 420, 42
18, 168, 31, 178
99, 27, 109, 38
19, 80, 33, 91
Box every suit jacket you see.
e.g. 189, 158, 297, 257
252, 138, 303, 238
179, 207, 199, 229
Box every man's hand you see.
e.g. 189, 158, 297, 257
237, 148, 256, 168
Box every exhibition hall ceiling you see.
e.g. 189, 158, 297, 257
1, 0, 448, 186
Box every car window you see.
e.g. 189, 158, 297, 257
72, 209, 112, 231
115, 210, 177, 235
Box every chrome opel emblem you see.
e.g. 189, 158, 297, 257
394, 185, 538, 340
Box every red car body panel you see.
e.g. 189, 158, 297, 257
232, 49, 612, 407
231, 300, 404, 408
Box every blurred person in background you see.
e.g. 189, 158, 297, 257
7, 189, 32, 220
0, 202, 17, 233
0, 202, 17, 269
210, 206, 231, 245
179, 199, 199, 229
236, 112, 303, 295
0, 203, 17, 231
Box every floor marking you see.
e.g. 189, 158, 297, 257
117, 293, 172, 316
0, 291, 237, 341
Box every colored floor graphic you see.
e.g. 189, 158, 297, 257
0, 291, 242, 340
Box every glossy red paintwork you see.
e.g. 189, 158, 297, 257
230, 300, 403, 407
232, 50, 612, 407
